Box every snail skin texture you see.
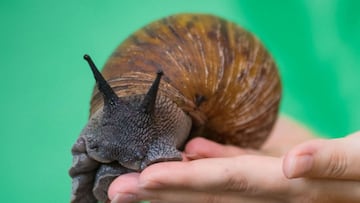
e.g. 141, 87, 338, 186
69, 13, 281, 203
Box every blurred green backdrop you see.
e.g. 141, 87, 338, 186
0, 0, 359, 202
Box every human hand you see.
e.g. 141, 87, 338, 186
108, 137, 292, 203
108, 135, 360, 203
283, 131, 360, 180
107, 117, 360, 203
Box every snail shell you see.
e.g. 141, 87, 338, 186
90, 13, 281, 148
70, 13, 281, 203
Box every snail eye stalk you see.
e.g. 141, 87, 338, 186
83, 54, 120, 108
140, 70, 164, 114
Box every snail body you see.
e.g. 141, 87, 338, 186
69, 13, 281, 203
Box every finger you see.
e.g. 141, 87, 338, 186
109, 173, 360, 203
108, 173, 269, 203
107, 172, 141, 202
138, 189, 282, 203
283, 132, 360, 180
139, 155, 292, 196
184, 137, 255, 159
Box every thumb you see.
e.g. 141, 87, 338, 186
184, 137, 254, 159
283, 132, 360, 180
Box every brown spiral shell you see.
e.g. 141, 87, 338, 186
90, 13, 281, 149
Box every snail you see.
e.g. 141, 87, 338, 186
69, 13, 281, 203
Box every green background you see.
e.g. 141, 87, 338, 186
1, 0, 359, 202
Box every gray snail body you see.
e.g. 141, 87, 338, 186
69, 13, 281, 203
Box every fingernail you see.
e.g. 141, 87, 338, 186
284, 154, 313, 178
111, 193, 137, 203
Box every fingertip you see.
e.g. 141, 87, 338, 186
282, 139, 324, 178
282, 153, 313, 178
184, 137, 220, 159
107, 173, 140, 200
184, 137, 214, 153
185, 137, 248, 158
138, 164, 164, 189
282, 153, 292, 178
139, 161, 192, 189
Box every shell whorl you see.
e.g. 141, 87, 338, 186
90, 14, 281, 148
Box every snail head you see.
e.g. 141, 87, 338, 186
80, 55, 191, 171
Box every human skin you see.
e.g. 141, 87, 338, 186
108, 117, 360, 203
